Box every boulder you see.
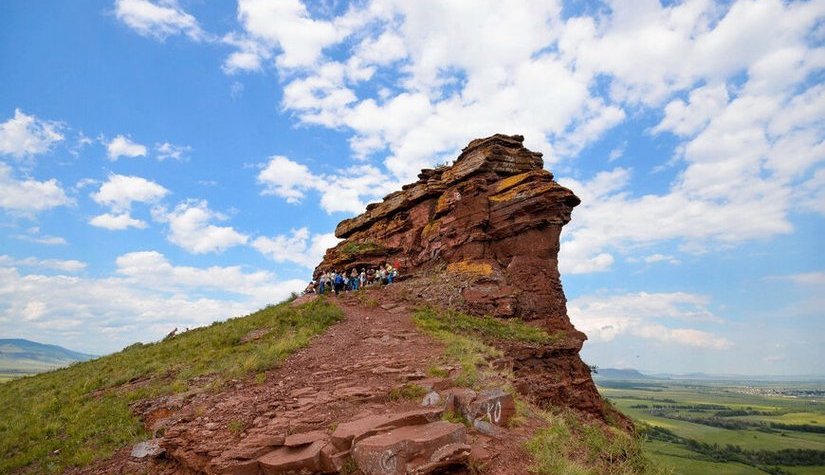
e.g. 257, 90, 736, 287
130, 439, 164, 459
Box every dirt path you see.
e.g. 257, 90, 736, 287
72, 291, 537, 475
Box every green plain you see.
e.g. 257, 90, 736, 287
599, 380, 825, 475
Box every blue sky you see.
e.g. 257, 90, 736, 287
1, 0, 823, 375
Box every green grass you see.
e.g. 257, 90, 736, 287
388, 383, 429, 401
0, 298, 343, 474
525, 409, 668, 475
412, 307, 504, 387
413, 306, 559, 345
340, 240, 385, 256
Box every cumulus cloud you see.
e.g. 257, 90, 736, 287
155, 141, 191, 161
226, 0, 343, 70
91, 174, 169, 211
0, 253, 304, 353
153, 200, 248, 254
568, 291, 731, 349
114, 0, 206, 41
0, 109, 64, 159
105, 134, 147, 160
0, 163, 71, 213
252, 228, 340, 269
257, 155, 397, 214
0, 255, 86, 272
89, 213, 148, 230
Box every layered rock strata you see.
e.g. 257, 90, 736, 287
317, 134, 603, 415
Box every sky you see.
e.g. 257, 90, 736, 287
0, 0, 823, 375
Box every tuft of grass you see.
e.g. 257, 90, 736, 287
412, 306, 559, 345
356, 290, 379, 308
442, 409, 470, 426
340, 240, 384, 256
227, 420, 246, 435
525, 409, 669, 475
0, 298, 343, 474
389, 383, 429, 401
426, 364, 450, 378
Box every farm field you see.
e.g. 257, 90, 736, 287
598, 379, 825, 475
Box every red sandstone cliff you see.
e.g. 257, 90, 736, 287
316, 133, 603, 416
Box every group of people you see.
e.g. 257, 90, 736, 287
304, 263, 399, 295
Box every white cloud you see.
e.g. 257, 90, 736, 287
91, 174, 168, 212
653, 83, 730, 137
257, 155, 396, 214
155, 141, 191, 161
568, 291, 731, 349
14, 234, 68, 246
106, 134, 147, 160
770, 272, 825, 286
89, 213, 147, 230
0, 253, 304, 353
153, 200, 248, 254
0, 255, 86, 273
114, 0, 205, 41
643, 254, 680, 265
229, 0, 343, 70
252, 228, 340, 269
257, 155, 319, 203
0, 108, 64, 159
0, 163, 71, 213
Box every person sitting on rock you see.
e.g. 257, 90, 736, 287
304, 281, 315, 294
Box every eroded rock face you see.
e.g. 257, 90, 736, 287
317, 134, 603, 415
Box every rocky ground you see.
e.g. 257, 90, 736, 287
70, 289, 544, 475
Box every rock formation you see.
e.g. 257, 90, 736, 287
317, 134, 603, 415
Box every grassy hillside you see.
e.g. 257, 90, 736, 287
0, 339, 97, 379
0, 298, 343, 474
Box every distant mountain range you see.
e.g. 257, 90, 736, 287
0, 339, 96, 375
593, 367, 825, 383
593, 368, 663, 380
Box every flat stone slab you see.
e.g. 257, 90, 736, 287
331, 407, 443, 451
284, 429, 329, 447
258, 440, 331, 474
352, 421, 468, 475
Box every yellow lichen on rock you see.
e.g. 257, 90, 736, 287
489, 182, 555, 203
446, 261, 493, 277
493, 171, 534, 193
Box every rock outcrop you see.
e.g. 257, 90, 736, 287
317, 134, 603, 416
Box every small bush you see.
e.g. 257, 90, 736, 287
389, 383, 428, 401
